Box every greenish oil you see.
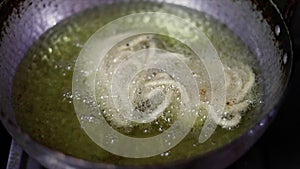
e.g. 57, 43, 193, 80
13, 2, 263, 166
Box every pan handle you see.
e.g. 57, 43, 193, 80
273, 0, 299, 24
284, 0, 299, 24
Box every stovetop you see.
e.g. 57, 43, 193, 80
1, 2, 300, 169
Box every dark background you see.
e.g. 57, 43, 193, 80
1, 1, 300, 169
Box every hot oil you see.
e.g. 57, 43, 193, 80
13, 2, 263, 165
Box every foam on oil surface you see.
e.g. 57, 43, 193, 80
13, 2, 263, 165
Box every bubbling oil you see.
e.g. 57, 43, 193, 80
13, 2, 263, 165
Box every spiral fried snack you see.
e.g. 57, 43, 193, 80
95, 35, 255, 129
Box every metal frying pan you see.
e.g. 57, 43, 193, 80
0, 0, 294, 169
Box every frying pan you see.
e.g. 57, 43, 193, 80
0, 0, 295, 169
